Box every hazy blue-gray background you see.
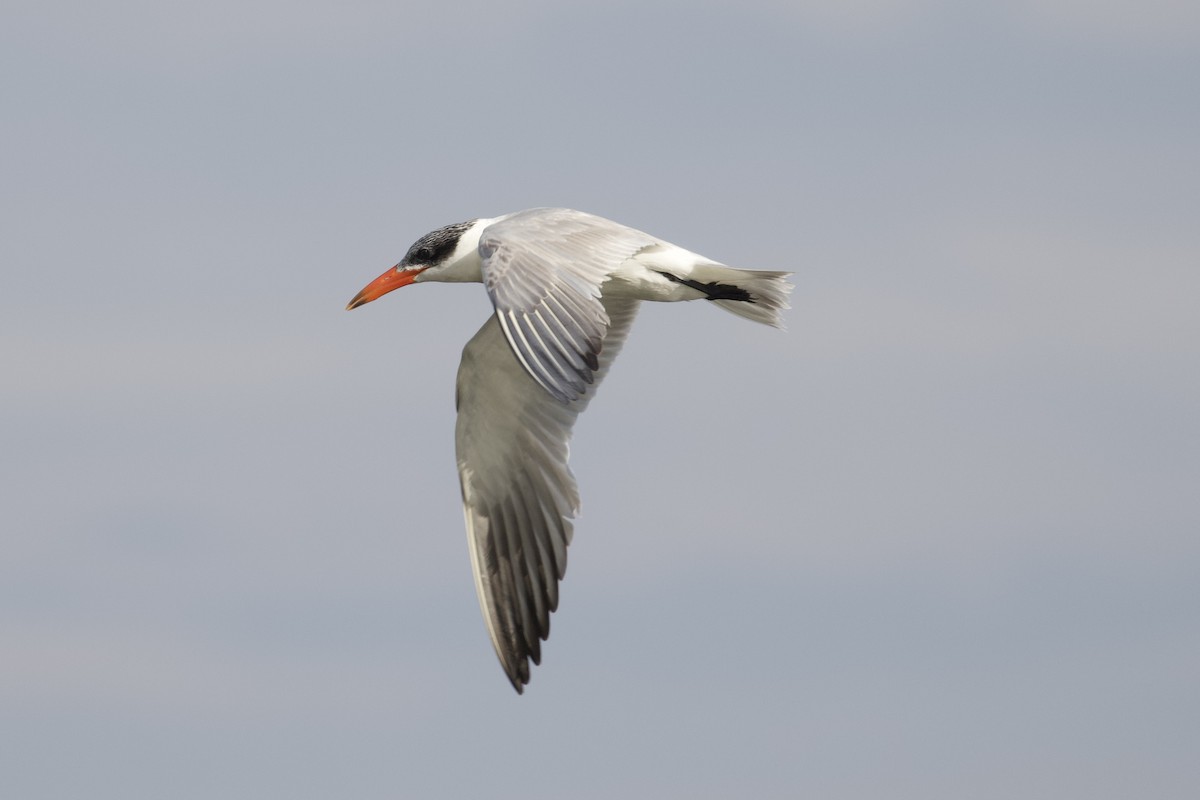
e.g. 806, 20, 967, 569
3, 1, 1197, 797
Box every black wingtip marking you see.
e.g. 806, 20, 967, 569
656, 271, 755, 303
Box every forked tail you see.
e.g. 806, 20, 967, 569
688, 264, 794, 328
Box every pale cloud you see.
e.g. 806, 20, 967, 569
0, 616, 457, 720
9, 0, 1198, 63
3, 2, 1197, 797
772, 0, 1200, 45
1012, 0, 1200, 46
1, 333, 335, 403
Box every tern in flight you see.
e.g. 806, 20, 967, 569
347, 208, 791, 692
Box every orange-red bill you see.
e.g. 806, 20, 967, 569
345, 266, 426, 310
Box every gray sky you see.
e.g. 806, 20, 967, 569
3, 1, 1198, 798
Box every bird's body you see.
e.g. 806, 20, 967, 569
348, 208, 791, 692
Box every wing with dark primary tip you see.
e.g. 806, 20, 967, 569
454, 296, 640, 692
477, 208, 658, 403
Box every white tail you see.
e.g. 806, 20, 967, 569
690, 264, 794, 329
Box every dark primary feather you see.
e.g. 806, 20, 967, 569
455, 297, 641, 692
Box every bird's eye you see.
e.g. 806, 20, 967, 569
415, 246, 435, 262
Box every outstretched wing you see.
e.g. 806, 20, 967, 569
454, 296, 640, 692
477, 208, 657, 403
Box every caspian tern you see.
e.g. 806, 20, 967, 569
347, 208, 791, 693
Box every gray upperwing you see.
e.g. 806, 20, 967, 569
477, 208, 657, 403
454, 295, 641, 692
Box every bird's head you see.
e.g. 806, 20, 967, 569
346, 218, 483, 310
